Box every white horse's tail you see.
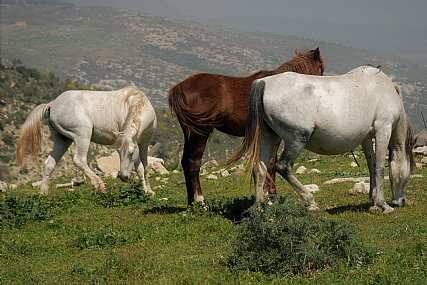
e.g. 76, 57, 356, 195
16, 103, 51, 170
223, 80, 266, 178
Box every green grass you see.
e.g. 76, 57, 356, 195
1, 150, 427, 284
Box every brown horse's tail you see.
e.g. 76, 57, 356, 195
168, 84, 219, 138
223, 80, 266, 178
16, 103, 51, 170
405, 114, 416, 173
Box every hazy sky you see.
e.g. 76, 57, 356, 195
64, 0, 427, 64
164, 0, 426, 27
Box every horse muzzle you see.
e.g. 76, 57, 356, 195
118, 172, 130, 182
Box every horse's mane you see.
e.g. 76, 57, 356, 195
252, 49, 323, 79
113, 87, 147, 148
252, 50, 320, 79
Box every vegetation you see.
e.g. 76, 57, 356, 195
1, 150, 427, 284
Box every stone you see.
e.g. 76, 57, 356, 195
305, 184, 319, 193
296, 166, 307, 174
206, 174, 218, 180
349, 181, 370, 195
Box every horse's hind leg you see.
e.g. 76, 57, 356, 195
255, 125, 281, 201
72, 137, 106, 193
135, 141, 155, 195
264, 138, 281, 195
41, 128, 72, 194
274, 133, 317, 210
181, 132, 210, 205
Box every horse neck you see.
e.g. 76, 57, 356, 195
251, 55, 319, 79
274, 57, 317, 75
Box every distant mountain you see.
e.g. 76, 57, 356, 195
202, 15, 427, 65
63, 0, 190, 20
60, 0, 427, 65
2, 5, 427, 131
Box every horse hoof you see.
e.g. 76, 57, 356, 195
308, 203, 319, 211
369, 205, 382, 212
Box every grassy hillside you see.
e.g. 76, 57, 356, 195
2, 5, 427, 130
1, 149, 427, 284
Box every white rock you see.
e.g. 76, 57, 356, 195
350, 161, 359, 167
296, 166, 307, 174
305, 184, 319, 193
349, 181, 370, 195
206, 174, 218, 180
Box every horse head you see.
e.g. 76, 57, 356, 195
114, 131, 139, 182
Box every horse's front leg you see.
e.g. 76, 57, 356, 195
361, 139, 376, 199
73, 139, 106, 193
370, 129, 394, 214
135, 143, 155, 195
181, 132, 209, 205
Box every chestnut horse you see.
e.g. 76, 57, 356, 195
168, 48, 325, 205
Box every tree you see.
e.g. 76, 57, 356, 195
11, 58, 22, 69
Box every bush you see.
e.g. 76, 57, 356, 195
94, 180, 151, 208
226, 195, 372, 275
0, 194, 51, 229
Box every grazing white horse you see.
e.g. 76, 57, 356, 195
17, 86, 157, 195
226, 65, 415, 214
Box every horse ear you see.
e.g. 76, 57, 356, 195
314, 47, 320, 60
295, 49, 303, 56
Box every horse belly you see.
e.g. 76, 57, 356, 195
90, 122, 119, 145
305, 128, 370, 155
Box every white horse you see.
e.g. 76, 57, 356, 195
226, 65, 415, 214
17, 86, 157, 195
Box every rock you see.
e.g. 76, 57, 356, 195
148, 156, 169, 175
414, 146, 427, 154
32, 181, 42, 188
201, 160, 218, 170
231, 169, 245, 177
0, 181, 8, 192
305, 184, 319, 193
220, 169, 230, 177
309, 168, 321, 174
96, 153, 120, 173
296, 166, 307, 174
350, 161, 359, 167
308, 153, 321, 161
349, 181, 370, 195
206, 174, 218, 180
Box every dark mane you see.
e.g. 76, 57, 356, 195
252, 48, 324, 79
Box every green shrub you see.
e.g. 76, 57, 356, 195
226, 194, 373, 275
94, 180, 151, 208
73, 224, 129, 249
0, 194, 51, 229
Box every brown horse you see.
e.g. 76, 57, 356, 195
168, 48, 325, 205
